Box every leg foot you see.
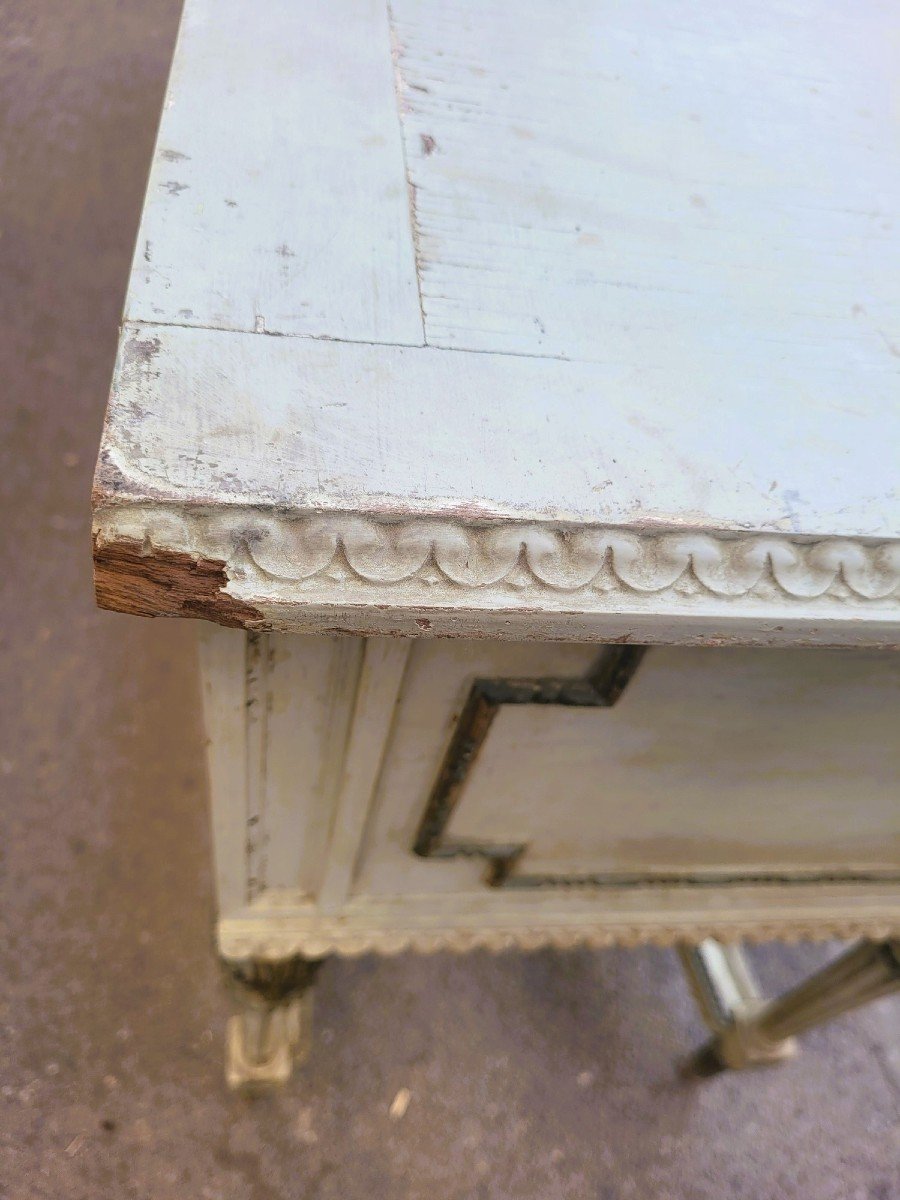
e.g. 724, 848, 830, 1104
679, 939, 797, 1074
223, 956, 324, 1089
680, 938, 900, 1077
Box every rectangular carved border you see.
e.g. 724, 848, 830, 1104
412, 644, 900, 892
413, 644, 648, 884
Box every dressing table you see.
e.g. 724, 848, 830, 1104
93, 0, 900, 1085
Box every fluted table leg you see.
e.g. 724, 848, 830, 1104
681, 939, 900, 1076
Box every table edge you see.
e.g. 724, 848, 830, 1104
91, 491, 900, 645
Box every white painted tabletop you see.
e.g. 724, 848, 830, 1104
94, 0, 900, 643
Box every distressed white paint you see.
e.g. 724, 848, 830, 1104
203, 632, 900, 957
450, 647, 900, 879
100, 323, 899, 539
126, 0, 422, 344
356, 641, 900, 896
260, 633, 364, 896
95, 322, 900, 643
392, 0, 900, 363
96, 0, 900, 643
198, 623, 250, 914
109, 2, 900, 1050
316, 637, 411, 912
218, 884, 900, 961
355, 640, 598, 898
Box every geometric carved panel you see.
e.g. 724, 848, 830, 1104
413, 645, 647, 884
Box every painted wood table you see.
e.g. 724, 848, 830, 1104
93, 0, 900, 1085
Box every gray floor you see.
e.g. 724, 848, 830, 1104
1, 3, 898, 1196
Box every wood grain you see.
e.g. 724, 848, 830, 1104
96, 322, 899, 540
392, 0, 900, 362
93, 0, 900, 644
94, 535, 265, 627
126, 0, 423, 344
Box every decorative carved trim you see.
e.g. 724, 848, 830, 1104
93, 506, 900, 615
218, 918, 900, 961
413, 645, 647, 885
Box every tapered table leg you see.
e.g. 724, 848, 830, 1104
681, 939, 900, 1076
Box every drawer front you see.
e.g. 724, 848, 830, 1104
354, 642, 900, 896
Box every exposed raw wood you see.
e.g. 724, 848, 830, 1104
101, 0, 900, 1082
92, 0, 900, 644
94, 534, 265, 628
93, 322, 900, 643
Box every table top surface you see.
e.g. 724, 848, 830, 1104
93, 0, 900, 644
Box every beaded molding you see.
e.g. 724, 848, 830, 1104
218, 918, 900, 960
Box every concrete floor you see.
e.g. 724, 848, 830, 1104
1, 2, 898, 1196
